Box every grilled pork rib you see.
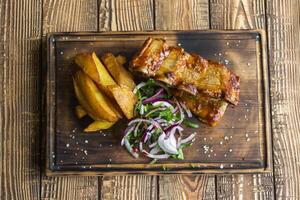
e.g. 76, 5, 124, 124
130, 37, 240, 125
130, 38, 240, 105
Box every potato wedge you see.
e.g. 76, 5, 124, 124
84, 120, 116, 132
116, 55, 126, 65
101, 53, 136, 90
74, 70, 121, 122
74, 52, 117, 98
110, 85, 137, 119
73, 77, 102, 121
75, 105, 87, 119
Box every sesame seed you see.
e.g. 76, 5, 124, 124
224, 154, 227, 157
66, 144, 70, 147
247, 138, 251, 142
84, 150, 88, 155
220, 141, 223, 145
224, 136, 229, 140
229, 149, 233, 152
85, 140, 88, 144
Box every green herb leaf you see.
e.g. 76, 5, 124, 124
183, 119, 199, 128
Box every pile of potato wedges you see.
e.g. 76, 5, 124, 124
73, 52, 137, 132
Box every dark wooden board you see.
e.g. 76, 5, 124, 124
46, 30, 272, 175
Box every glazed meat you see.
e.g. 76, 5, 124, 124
130, 38, 240, 105
173, 90, 228, 126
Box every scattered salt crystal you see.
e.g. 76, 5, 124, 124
229, 149, 233, 152
208, 154, 211, 157
209, 137, 213, 140
178, 43, 182, 46
220, 141, 223, 145
99, 144, 102, 147
247, 138, 251, 142
84, 150, 88, 155
60, 160, 63, 163
220, 164, 224, 169
224, 136, 229, 140
230, 164, 233, 168
246, 133, 249, 137
85, 140, 88, 144
224, 154, 227, 157
226, 42, 229, 45
109, 158, 112, 162
66, 144, 70, 147
60, 51, 64, 55
203, 137, 207, 141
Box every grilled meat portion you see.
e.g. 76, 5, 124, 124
173, 90, 228, 126
130, 38, 240, 105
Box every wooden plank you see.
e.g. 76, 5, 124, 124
98, 1, 157, 199
100, 176, 157, 200
159, 175, 216, 200
266, 0, 300, 199
210, 0, 275, 199
41, 0, 99, 199
154, 1, 215, 199
0, 0, 41, 199
155, 0, 209, 30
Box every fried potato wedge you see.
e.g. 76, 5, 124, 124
101, 53, 136, 90
73, 70, 121, 122
75, 105, 87, 119
75, 52, 117, 98
116, 55, 126, 65
73, 77, 102, 121
84, 120, 116, 132
110, 85, 137, 119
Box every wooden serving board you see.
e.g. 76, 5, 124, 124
46, 31, 272, 175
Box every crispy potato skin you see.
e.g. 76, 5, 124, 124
73, 77, 102, 121
75, 105, 87, 119
109, 85, 137, 119
73, 70, 121, 122
84, 120, 116, 132
101, 53, 136, 90
75, 52, 117, 98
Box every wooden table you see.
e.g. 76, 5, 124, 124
1, 0, 299, 199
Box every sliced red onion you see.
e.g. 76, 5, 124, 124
175, 100, 185, 123
143, 150, 170, 159
180, 133, 196, 144
139, 142, 143, 152
153, 100, 174, 109
154, 81, 171, 95
180, 101, 192, 118
158, 133, 178, 154
142, 88, 165, 104
145, 107, 164, 117
149, 142, 157, 148
133, 82, 146, 94
149, 146, 161, 155
121, 126, 135, 145
124, 139, 139, 158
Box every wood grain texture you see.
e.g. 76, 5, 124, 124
159, 175, 215, 200
98, 1, 157, 199
266, 0, 300, 199
0, 0, 41, 199
210, 0, 275, 199
100, 176, 157, 200
154, 1, 216, 199
41, 0, 99, 199
99, 0, 154, 31
155, 0, 209, 30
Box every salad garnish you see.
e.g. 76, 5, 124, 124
121, 79, 198, 163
